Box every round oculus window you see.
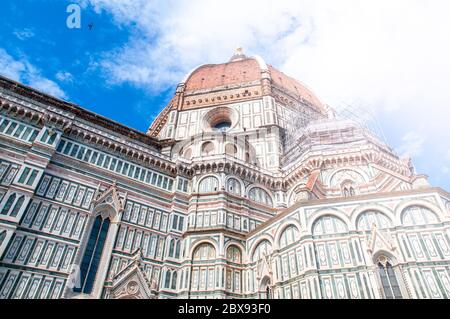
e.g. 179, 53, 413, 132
213, 120, 232, 132
202, 107, 237, 132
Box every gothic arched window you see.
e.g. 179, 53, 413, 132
168, 239, 181, 259
341, 180, 357, 197
248, 187, 273, 207
164, 270, 172, 288
171, 271, 178, 290
168, 239, 176, 257
1, 193, 16, 215
377, 256, 403, 299
74, 214, 110, 294
349, 187, 356, 196
198, 176, 219, 193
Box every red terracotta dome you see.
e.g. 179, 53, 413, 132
182, 48, 325, 113
184, 58, 262, 92
148, 49, 327, 137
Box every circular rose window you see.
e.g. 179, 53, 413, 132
202, 107, 237, 132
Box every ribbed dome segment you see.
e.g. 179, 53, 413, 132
268, 66, 323, 110
148, 50, 327, 137
184, 59, 261, 92
181, 50, 324, 112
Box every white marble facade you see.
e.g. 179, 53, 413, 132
0, 52, 449, 300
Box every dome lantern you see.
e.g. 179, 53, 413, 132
229, 47, 246, 62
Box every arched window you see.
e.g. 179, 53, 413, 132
168, 239, 176, 257
401, 206, 439, 226
279, 225, 300, 249
193, 243, 216, 261
201, 142, 215, 156
252, 240, 272, 262
164, 269, 172, 288
248, 187, 273, 207
175, 241, 181, 259
1, 193, 16, 215
74, 214, 110, 294
349, 187, 356, 196
312, 215, 348, 236
377, 256, 403, 299
168, 239, 181, 259
343, 188, 349, 197
225, 143, 237, 156
226, 245, 242, 263
163, 269, 178, 290
341, 180, 357, 197
10, 195, 25, 217
356, 211, 392, 231
227, 178, 241, 196
171, 271, 177, 290
198, 176, 219, 193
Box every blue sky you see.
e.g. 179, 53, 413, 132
1, 0, 449, 190
0, 0, 173, 131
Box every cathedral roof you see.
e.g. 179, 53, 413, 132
147, 49, 326, 137
182, 48, 324, 110
184, 58, 262, 92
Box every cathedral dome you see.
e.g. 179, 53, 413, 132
147, 48, 327, 138
181, 48, 325, 114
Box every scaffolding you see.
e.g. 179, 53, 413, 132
283, 99, 390, 152
333, 99, 389, 146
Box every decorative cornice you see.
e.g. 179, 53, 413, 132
0, 75, 161, 148
246, 187, 450, 238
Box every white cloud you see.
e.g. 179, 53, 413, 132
56, 71, 74, 83
0, 49, 67, 99
80, 1, 450, 107
398, 132, 426, 157
13, 29, 35, 41
397, 131, 426, 158
442, 166, 449, 174
79, 0, 450, 184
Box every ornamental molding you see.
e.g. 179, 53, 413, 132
106, 249, 157, 299
367, 224, 397, 256
93, 181, 126, 214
